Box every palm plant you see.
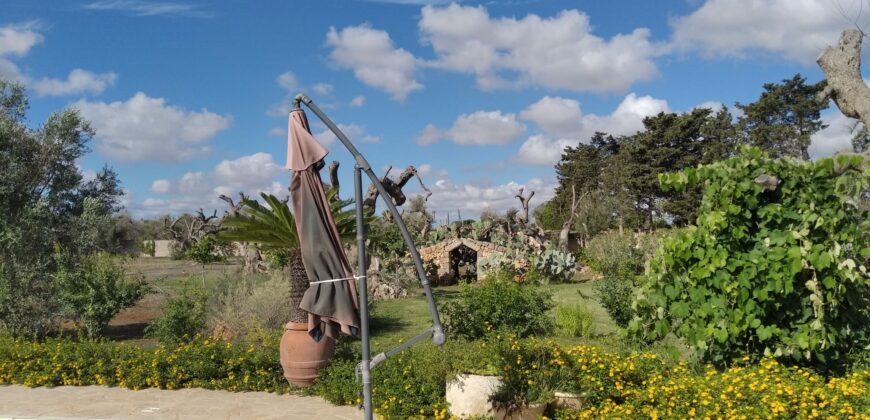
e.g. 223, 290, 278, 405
219, 190, 360, 323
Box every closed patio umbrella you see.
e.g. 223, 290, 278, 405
287, 108, 359, 341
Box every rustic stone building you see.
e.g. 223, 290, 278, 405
419, 238, 506, 285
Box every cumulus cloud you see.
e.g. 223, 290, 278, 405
809, 110, 859, 158
515, 135, 576, 166
75, 92, 232, 162
670, 0, 867, 64
417, 163, 449, 179
313, 83, 334, 95
518, 92, 666, 148
178, 171, 205, 193
32, 69, 117, 96
133, 153, 288, 218
0, 22, 43, 83
314, 123, 381, 145
326, 25, 422, 100
515, 93, 669, 165
424, 177, 556, 219
349, 95, 366, 107
0, 22, 43, 57
150, 179, 171, 193
418, 111, 526, 146
419, 4, 660, 92
277, 71, 298, 91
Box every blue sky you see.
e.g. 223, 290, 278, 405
1, 0, 865, 220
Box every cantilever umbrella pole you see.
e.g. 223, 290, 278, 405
293, 93, 444, 420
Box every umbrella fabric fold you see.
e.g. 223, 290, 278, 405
287, 108, 360, 341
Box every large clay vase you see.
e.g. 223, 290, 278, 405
279, 322, 336, 387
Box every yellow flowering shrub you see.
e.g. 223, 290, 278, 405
0, 332, 291, 393
557, 357, 870, 419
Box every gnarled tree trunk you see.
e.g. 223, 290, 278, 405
817, 29, 870, 130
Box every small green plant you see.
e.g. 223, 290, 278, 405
441, 275, 554, 340
54, 252, 148, 338
593, 275, 634, 328
146, 287, 207, 345
555, 304, 595, 338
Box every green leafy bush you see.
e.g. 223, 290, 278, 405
187, 235, 224, 265
593, 276, 634, 328
555, 305, 595, 338
54, 252, 148, 338
632, 147, 870, 371
146, 287, 207, 345
441, 276, 553, 340
582, 230, 643, 279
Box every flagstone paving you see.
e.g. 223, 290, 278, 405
0, 385, 359, 419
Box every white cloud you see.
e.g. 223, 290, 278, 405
0, 22, 43, 83
415, 123, 442, 145
314, 123, 381, 145
693, 101, 724, 113
670, 0, 867, 64
133, 153, 288, 218
213, 152, 285, 189
313, 83, 334, 95
810, 110, 858, 158
268, 127, 287, 137
32, 69, 117, 96
420, 111, 526, 146
0, 22, 43, 57
417, 163, 449, 179
419, 4, 659, 92
425, 177, 556, 218
326, 25, 422, 100
150, 179, 171, 193
83, 1, 213, 18
349, 95, 366, 107
75, 92, 232, 162
178, 171, 205, 193
520, 93, 668, 140
515, 135, 576, 166
519, 96, 584, 138
277, 71, 298, 91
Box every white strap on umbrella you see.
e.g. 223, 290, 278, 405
309, 275, 366, 285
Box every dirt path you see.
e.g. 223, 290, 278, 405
0, 385, 360, 419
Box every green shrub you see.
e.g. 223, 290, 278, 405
593, 276, 634, 328
633, 147, 870, 371
582, 230, 643, 279
555, 305, 595, 338
54, 252, 148, 338
441, 277, 553, 340
188, 235, 224, 265
207, 273, 291, 341
146, 287, 207, 345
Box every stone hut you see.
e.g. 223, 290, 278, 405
419, 238, 506, 285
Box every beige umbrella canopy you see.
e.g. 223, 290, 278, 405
287, 108, 359, 341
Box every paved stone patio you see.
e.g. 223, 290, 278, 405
0, 385, 360, 419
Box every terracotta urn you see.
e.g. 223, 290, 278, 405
279, 322, 335, 387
